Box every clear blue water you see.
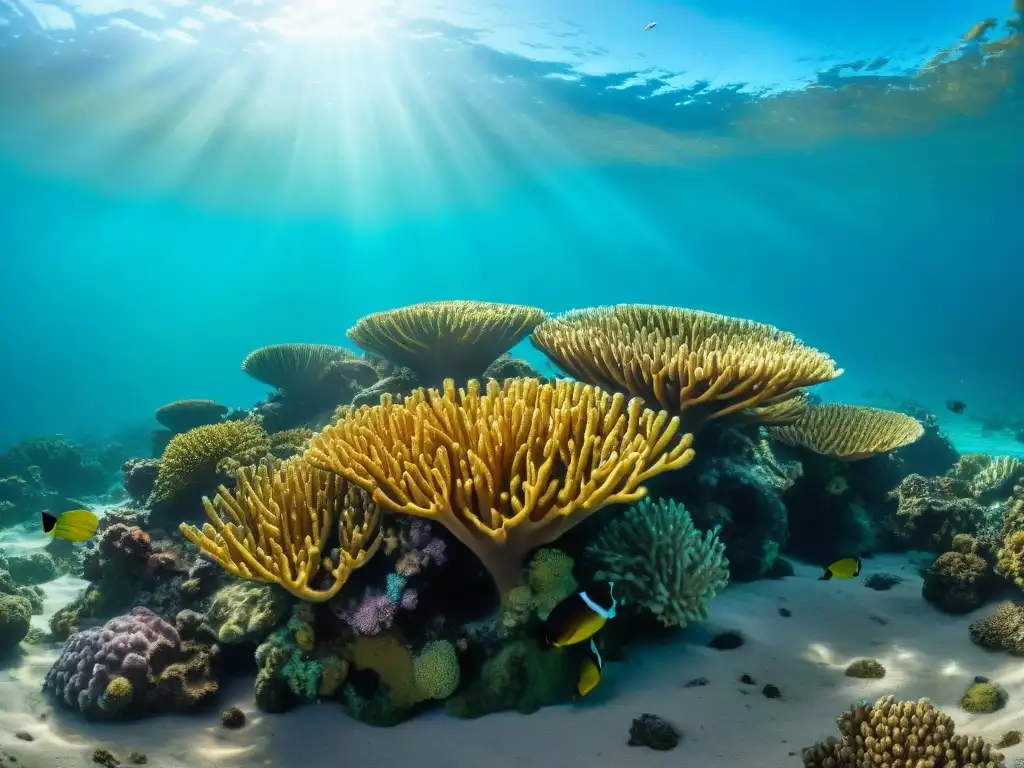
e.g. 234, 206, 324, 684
0, 0, 1022, 447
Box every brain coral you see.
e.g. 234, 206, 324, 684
42, 606, 212, 719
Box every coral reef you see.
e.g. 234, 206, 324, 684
206, 582, 289, 645
962, 681, 1007, 714
530, 304, 841, 431
923, 534, 995, 614
585, 498, 729, 627
968, 602, 1024, 654
844, 658, 886, 678
42, 606, 219, 719
307, 377, 695, 593
802, 695, 1003, 767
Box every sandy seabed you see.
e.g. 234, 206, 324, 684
3, 555, 1024, 768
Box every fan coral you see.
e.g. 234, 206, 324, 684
585, 498, 729, 627
969, 602, 1024, 654
241, 343, 353, 393
180, 458, 381, 602
42, 606, 215, 719
154, 400, 228, 433
529, 304, 841, 430
767, 403, 925, 460
346, 300, 547, 385
802, 695, 1003, 767
307, 377, 695, 593
151, 419, 270, 502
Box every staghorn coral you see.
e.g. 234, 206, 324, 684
346, 300, 547, 385
969, 602, 1024, 654
180, 457, 381, 602
306, 377, 695, 593
241, 343, 353, 394
584, 498, 729, 627
151, 419, 270, 502
767, 403, 925, 460
802, 695, 1003, 767
529, 304, 841, 430
154, 400, 228, 433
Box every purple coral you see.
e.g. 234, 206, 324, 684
42, 606, 179, 718
341, 591, 398, 635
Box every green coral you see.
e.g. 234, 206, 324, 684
585, 498, 729, 627
207, 582, 288, 645
961, 681, 1006, 714
0, 594, 31, 652
844, 659, 886, 679
0, 552, 57, 586
151, 419, 270, 501
413, 640, 460, 700
446, 638, 576, 718
254, 607, 345, 711
527, 549, 578, 618
0, 569, 42, 615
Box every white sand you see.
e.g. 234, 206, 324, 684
2, 554, 1023, 768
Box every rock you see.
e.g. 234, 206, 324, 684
14, 731, 32, 741
684, 677, 708, 687
864, 573, 901, 591
778, 607, 791, 617
92, 749, 118, 768
708, 631, 744, 650
762, 684, 781, 698
221, 706, 246, 729
628, 714, 681, 750
740, 673, 756, 685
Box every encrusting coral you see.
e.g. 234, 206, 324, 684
969, 602, 1024, 654
346, 300, 547, 385
306, 377, 696, 593
922, 533, 994, 614
767, 403, 925, 460
154, 400, 228, 433
801, 695, 1003, 767
529, 304, 842, 430
206, 582, 289, 645
179, 457, 382, 602
584, 498, 729, 627
151, 419, 270, 502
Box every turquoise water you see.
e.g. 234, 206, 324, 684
0, 0, 1022, 445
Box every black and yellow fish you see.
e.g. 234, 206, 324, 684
575, 638, 603, 699
41, 509, 100, 542
541, 581, 617, 648
819, 557, 861, 580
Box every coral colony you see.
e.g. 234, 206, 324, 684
0, 300, 1019, 764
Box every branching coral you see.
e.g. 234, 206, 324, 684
241, 343, 353, 393
151, 419, 270, 502
306, 377, 695, 593
802, 695, 1003, 767
154, 400, 228, 433
346, 300, 547, 385
179, 457, 381, 602
584, 498, 729, 627
529, 304, 842, 430
767, 404, 924, 460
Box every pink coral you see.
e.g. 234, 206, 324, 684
341, 591, 398, 635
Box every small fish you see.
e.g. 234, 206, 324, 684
41, 509, 100, 542
644, 21, 658, 31
575, 638, 603, 699
819, 557, 861, 580
541, 581, 616, 648
946, 399, 966, 415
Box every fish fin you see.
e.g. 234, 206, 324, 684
40, 511, 58, 534
52, 510, 100, 542
854, 558, 862, 577
819, 568, 832, 580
